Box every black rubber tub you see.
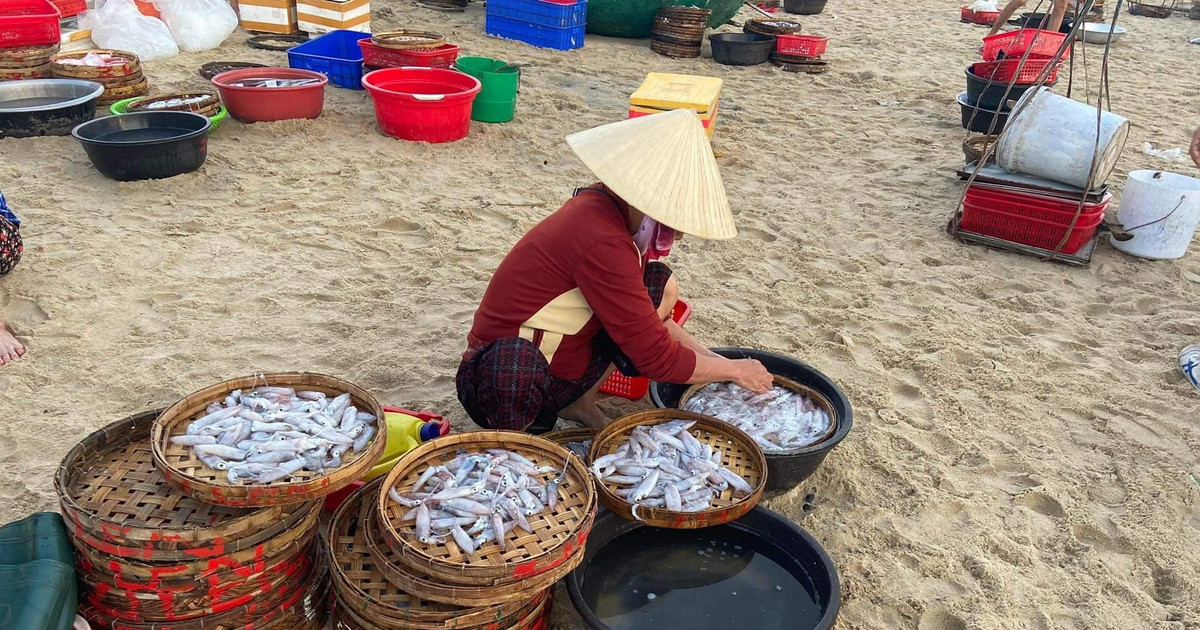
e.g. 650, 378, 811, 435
1014, 12, 1075, 33
72, 111, 210, 181
710, 33, 775, 66
784, 0, 828, 14
964, 67, 1046, 112
0, 79, 104, 139
650, 347, 853, 492
567, 506, 840, 630
956, 90, 1010, 134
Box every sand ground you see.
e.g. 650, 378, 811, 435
2, 0, 1200, 627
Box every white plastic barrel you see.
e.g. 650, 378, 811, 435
1111, 170, 1200, 260
996, 87, 1130, 189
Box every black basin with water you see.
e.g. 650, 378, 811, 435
650, 347, 853, 492
72, 111, 210, 181
567, 506, 840, 630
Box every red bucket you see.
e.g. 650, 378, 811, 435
362, 67, 481, 143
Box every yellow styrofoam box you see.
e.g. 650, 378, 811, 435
628, 72, 722, 115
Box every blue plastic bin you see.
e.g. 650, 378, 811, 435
486, 0, 587, 29
485, 14, 585, 50
287, 30, 371, 90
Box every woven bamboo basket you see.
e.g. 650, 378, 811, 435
125, 92, 221, 116
56, 409, 307, 555
541, 427, 597, 461
50, 49, 142, 79
371, 30, 446, 50
588, 410, 767, 528
151, 372, 386, 507
378, 431, 596, 587
962, 135, 1000, 165
0, 42, 59, 65
327, 482, 539, 630
678, 374, 838, 452
364, 497, 568, 607
744, 16, 802, 35
99, 78, 149, 105
0, 64, 51, 80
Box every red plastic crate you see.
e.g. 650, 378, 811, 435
960, 201, 1103, 253
775, 34, 828, 57
358, 40, 461, 69
599, 298, 692, 399
50, 0, 85, 18
0, 0, 61, 48
961, 6, 1000, 23
965, 186, 1110, 223
981, 28, 1069, 61
971, 54, 1059, 84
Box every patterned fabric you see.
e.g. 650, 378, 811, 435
457, 262, 673, 433
0, 192, 22, 277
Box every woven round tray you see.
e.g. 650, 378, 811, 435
199, 61, 267, 80
99, 78, 150, 104
655, 6, 711, 23
56, 409, 313, 556
651, 39, 702, 58
378, 431, 596, 588
963, 134, 999, 164
126, 92, 220, 116
328, 481, 539, 629
50, 49, 141, 79
365, 490, 571, 607
372, 30, 446, 50
678, 374, 838, 452
588, 409, 767, 528
0, 42, 58, 65
151, 372, 386, 507
0, 64, 51, 80
246, 34, 309, 51
745, 16, 802, 34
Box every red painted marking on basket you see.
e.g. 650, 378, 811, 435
512, 522, 591, 578
98, 520, 133, 541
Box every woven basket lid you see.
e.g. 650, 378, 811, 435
565, 109, 735, 240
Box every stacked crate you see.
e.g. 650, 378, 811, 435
628, 72, 722, 139
240, 0, 301, 34
485, 0, 587, 50
297, 0, 370, 34
0, 0, 61, 82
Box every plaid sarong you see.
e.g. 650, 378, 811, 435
0, 192, 22, 277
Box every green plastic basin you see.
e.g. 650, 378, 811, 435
110, 97, 229, 131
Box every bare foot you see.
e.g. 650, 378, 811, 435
0, 320, 24, 366
559, 395, 611, 430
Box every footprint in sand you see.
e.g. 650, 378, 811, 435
918, 610, 968, 630
1014, 491, 1066, 519
2, 295, 49, 327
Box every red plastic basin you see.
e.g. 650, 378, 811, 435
362, 67, 481, 143
210, 68, 328, 124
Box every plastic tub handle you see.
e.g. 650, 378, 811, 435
411, 94, 446, 101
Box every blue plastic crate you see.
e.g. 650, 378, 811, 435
287, 30, 371, 90
486, 0, 587, 29
485, 14, 585, 50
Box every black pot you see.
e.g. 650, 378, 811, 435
72, 112, 210, 181
0, 79, 104, 139
1014, 12, 1075, 33
709, 32, 775, 66
964, 67, 1047, 112
649, 347, 854, 492
784, 0, 828, 15
957, 90, 1010, 133
567, 506, 841, 630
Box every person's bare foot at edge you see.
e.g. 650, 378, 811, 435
559, 394, 612, 430
0, 320, 25, 366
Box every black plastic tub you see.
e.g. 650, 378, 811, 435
710, 33, 775, 66
1014, 12, 1075, 33
650, 347, 853, 492
72, 112, 210, 181
956, 91, 1010, 134
567, 506, 840, 630
0, 79, 104, 139
784, 0, 828, 14
964, 67, 1045, 112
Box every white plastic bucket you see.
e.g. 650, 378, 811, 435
1111, 170, 1200, 260
996, 87, 1130, 189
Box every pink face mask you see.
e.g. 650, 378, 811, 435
633, 216, 676, 260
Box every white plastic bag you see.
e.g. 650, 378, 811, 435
155, 0, 238, 52
80, 0, 179, 62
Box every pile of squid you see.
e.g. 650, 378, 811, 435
683, 382, 833, 452
170, 387, 377, 485
590, 420, 754, 518
390, 449, 568, 557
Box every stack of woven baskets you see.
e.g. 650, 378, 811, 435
651, 6, 711, 58
329, 431, 597, 630
50, 49, 148, 106
0, 43, 58, 82
124, 92, 222, 116
743, 16, 803, 36
56, 410, 329, 630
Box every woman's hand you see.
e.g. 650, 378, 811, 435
729, 359, 773, 393
1190, 127, 1200, 168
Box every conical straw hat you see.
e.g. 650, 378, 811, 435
565, 109, 736, 240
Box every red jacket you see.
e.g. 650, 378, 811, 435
468, 189, 696, 383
